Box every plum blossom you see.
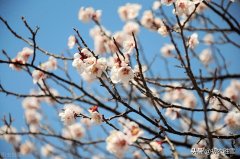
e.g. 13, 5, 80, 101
149, 141, 163, 153
88, 106, 102, 124
224, 110, 240, 130
188, 33, 199, 49
40, 56, 57, 71
152, 1, 161, 10
0, 125, 21, 145
59, 104, 82, 125
67, 35, 76, 49
20, 141, 35, 155
41, 144, 54, 157
123, 38, 135, 54
119, 118, 144, 143
118, 3, 141, 21
175, 0, 195, 16
62, 123, 85, 139
32, 69, 47, 84
78, 7, 102, 23
123, 21, 139, 35
106, 130, 129, 158
161, 44, 175, 57
22, 97, 40, 110
203, 33, 214, 45
199, 48, 212, 65
111, 63, 134, 84
9, 47, 33, 71
158, 24, 168, 37
141, 10, 163, 30
161, 0, 175, 6
25, 110, 42, 125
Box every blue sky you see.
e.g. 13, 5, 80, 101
0, 0, 240, 158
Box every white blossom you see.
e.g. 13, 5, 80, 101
199, 48, 212, 65
106, 130, 129, 158
59, 104, 82, 125
118, 3, 141, 21
188, 33, 199, 49
67, 35, 76, 49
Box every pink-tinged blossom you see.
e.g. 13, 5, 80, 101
199, 48, 212, 65
224, 110, 240, 130
22, 97, 40, 110
67, 35, 76, 49
118, 118, 144, 143
123, 21, 139, 35
106, 130, 129, 158
141, 10, 154, 29
25, 110, 42, 125
182, 91, 196, 109
0, 126, 21, 145
161, 0, 175, 6
149, 141, 163, 153
88, 106, 102, 124
9, 47, 33, 71
188, 33, 199, 49
161, 44, 175, 57
59, 104, 82, 125
203, 33, 214, 45
32, 69, 47, 84
175, 0, 195, 16
41, 56, 57, 71
158, 24, 168, 37
20, 141, 35, 155
63, 123, 85, 140
78, 7, 102, 23
41, 144, 54, 157
118, 3, 142, 21
123, 38, 135, 54
111, 64, 134, 84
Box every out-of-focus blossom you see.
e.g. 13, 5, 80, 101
161, 0, 175, 6
188, 33, 199, 49
123, 38, 135, 54
199, 48, 212, 65
118, 3, 141, 21
123, 21, 139, 35
152, 1, 161, 10
161, 44, 175, 57
25, 110, 42, 125
158, 25, 168, 37
59, 104, 82, 125
67, 35, 76, 49
41, 144, 54, 157
63, 123, 85, 139
192, 139, 208, 159
0, 126, 21, 145
32, 70, 46, 84
41, 56, 57, 71
106, 130, 129, 158
224, 110, 240, 130
78, 7, 101, 23
20, 141, 35, 155
149, 141, 163, 153
203, 34, 214, 45
22, 97, 40, 110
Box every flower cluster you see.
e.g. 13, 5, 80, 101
106, 118, 143, 158
9, 47, 33, 70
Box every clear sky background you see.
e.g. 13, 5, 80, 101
0, 0, 240, 158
